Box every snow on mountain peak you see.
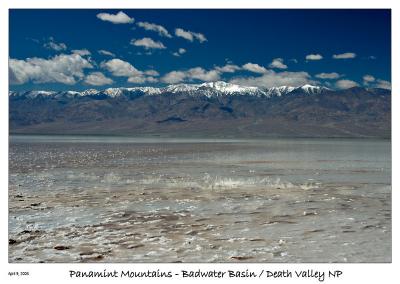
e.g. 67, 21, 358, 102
265, 86, 296, 97
300, 84, 328, 94
9, 81, 331, 99
163, 83, 200, 93
128, 87, 162, 95
163, 81, 266, 97
103, 88, 123, 97
200, 81, 261, 94
80, 89, 99, 96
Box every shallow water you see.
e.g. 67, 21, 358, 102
9, 135, 391, 262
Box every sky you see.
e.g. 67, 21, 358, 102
9, 9, 391, 91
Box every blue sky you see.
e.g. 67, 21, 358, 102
9, 9, 391, 91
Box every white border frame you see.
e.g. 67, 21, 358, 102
1, 1, 397, 283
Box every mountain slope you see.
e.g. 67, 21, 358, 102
9, 82, 391, 138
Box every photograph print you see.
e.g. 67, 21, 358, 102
8, 9, 391, 263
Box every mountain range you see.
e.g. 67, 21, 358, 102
9, 81, 391, 138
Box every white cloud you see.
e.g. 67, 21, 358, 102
173, 48, 187, 57
84, 72, 113, 86
306, 54, 323, 61
144, 70, 159, 76
161, 67, 220, 84
96, 11, 134, 24
161, 71, 187, 84
137, 21, 172, 38
131, 37, 166, 49
315, 72, 341, 79
363, 74, 375, 85
44, 37, 67, 51
230, 70, 314, 88
175, 29, 193, 41
72, 49, 91, 56
175, 28, 207, 43
364, 76, 390, 90
128, 75, 158, 84
333, 52, 356, 59
335, 79, 359, 89
146, 77, 158, 83
214, 64, 241, 73
187, 67, 220, 82
9, 53, 93, 85
98, 50, 115, 57
100, 58, 158, 84
269, 58, 287, 69
375, 79, 391, 90
101, 58, 142, 77
242, 63, 267, 74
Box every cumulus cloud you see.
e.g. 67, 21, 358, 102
230, 70, 314, 88
306, 54, 323, 61
363, 75, 390, 90
96, 11, 134, 24
333, 52, 356, 59
173, 48, 187, 57
161, 67, 220, 84
214, 64, 241, 73
128, 75, 158, 84
84, 72, 113, 86
242, 63, 267, 74
43, 37, 67, 51
269, 58, 287, 69
9, 53, 93, 85
187, 67, 220, 81
72, 49, 91, 56
131, 37, 166, 49
161, 71, 187, 84
144, 70, 159, 76
98, 50, 115, 57
375, 79, 391, 90
100, 58, 158, 84
101, 58, 141, 77
363, 74, 375, 85
175, 28, 207, 43
335, 79, 359, 89
9, 66, 19, 85
137, 21, 172, 38
315, 72, 341, 79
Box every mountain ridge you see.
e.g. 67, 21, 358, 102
9, 81, 333, 99
9, 82, 391, 138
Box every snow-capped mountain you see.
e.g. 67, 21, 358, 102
162, 81, 268, 97
9, 81, 330, 99
194, 81, 266, 97
9, 90, 56, 99
9, 82, 390, 138
80, 89, 99, 96
299, 84, 328, 94
265, 86, 296, 97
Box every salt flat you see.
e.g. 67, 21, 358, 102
8, 135, 391, 262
